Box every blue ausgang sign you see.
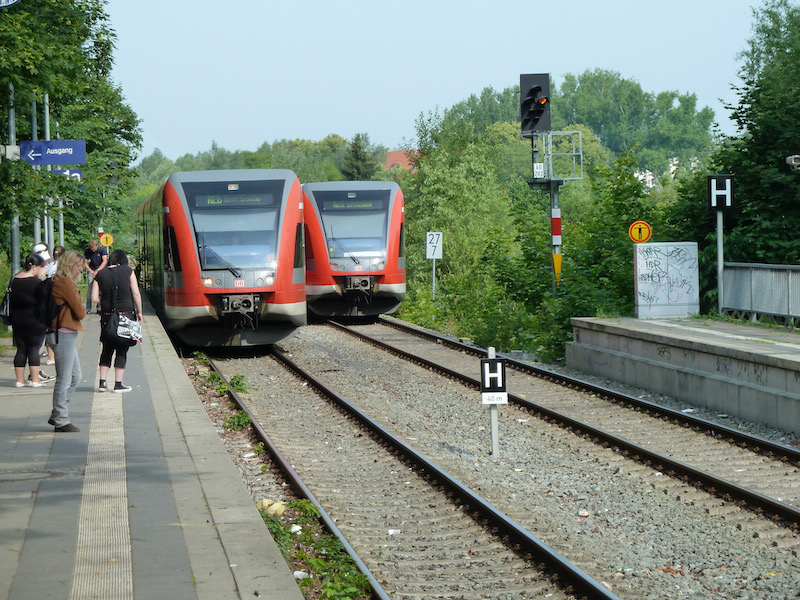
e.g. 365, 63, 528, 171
20, 140, 86, 166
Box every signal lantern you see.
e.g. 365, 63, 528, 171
520, 73, 551, 133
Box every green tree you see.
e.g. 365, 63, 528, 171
0, 0, 141, 255
724, 0, 800, 264
667, 0, 800, 304
341, 133, 380, 181
0, 0, 90, 105
438, 86, 520, 150
553, 69, 713, 176
137, 149, 176, 186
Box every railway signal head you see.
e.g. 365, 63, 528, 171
520, 73, 551, 133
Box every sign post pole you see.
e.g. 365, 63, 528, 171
489, 348, 499, 456
707, 175, 735, 315
717, 210, 724, 314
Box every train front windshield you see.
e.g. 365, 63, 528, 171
315, 190, 390, 257
183, 180, 284, 270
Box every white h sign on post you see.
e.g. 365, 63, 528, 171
707, 175, 735, 313
707, 175, 734, 210
481, 348, 507, 456
480, 358, 508, 404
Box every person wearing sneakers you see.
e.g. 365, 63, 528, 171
91, 250, 142, 393
48, 250, 87, 432
9, 253, 49, 388
33, 243, 56, 380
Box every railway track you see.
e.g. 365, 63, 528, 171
207, 320, 800, 598
210, 352, 616, 600
337, 317, 800, 533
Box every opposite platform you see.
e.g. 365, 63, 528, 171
0, 299, 303, 600
567, 316, 800, 435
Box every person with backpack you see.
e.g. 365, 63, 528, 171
48, 250, 87, 433
91, 250, 143, 393
9, 254, 49, 388
33, 243, 56, 377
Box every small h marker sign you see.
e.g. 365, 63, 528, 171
480, 358, 507, 405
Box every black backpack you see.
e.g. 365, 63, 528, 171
36, 278, 64, 336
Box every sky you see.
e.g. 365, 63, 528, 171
104, 0, 760, 162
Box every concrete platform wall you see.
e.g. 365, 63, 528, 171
565, 318, 800, 435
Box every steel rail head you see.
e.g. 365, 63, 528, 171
205, 356, 393, 600
271, 347, 624, 600
333, 320, 800, 531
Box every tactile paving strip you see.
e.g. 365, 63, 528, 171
70, 394, 133, 600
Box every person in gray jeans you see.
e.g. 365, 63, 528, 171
47, 250, 88, 432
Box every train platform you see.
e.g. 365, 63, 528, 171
566, 316, 800, 435
0, 300, 303, 600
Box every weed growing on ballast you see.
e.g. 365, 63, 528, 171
223, 410, 252, 430
260, 499, 370, 599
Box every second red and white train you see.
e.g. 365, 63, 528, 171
137, 171, 405, 347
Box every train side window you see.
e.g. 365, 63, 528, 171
164, 226, 182, 272
294, 223, 304, 269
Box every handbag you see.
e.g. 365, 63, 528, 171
103, 311, 141, 346
0, 279, 12, 326
101, 268, 142, 346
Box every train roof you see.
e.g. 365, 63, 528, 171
168, 169, 300, 184
302, 181, 400, 193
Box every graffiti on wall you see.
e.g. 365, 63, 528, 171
635, 242, 700, 318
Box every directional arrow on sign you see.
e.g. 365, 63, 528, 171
20, 140, 86, 166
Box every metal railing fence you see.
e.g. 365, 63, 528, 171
723, 262, 800, 320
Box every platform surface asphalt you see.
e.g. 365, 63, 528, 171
574, 315, 800, 362
0, 299, 303, 600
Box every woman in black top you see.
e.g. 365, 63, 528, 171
10, 254, 48, 387
91, 250, 144, 393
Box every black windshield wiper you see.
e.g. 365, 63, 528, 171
198, 231, 242, 277
328, 227, 359, 265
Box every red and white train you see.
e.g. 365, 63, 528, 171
302, 181, 405, 318
137, 170, 307, 346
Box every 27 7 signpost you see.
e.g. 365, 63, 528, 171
426, 231, 442, 299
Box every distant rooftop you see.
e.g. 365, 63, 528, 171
383, 150, 417, 172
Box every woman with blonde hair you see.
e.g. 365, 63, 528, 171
48, 250, 87, 432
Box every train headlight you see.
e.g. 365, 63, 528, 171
372, 261, 384, 271
203, 277, 214, 287
331, 263, 339, 271
265, 275, 275, 286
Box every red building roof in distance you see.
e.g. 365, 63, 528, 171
383, 150, 417, 172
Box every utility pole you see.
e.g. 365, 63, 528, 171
9, 83, 20, 271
